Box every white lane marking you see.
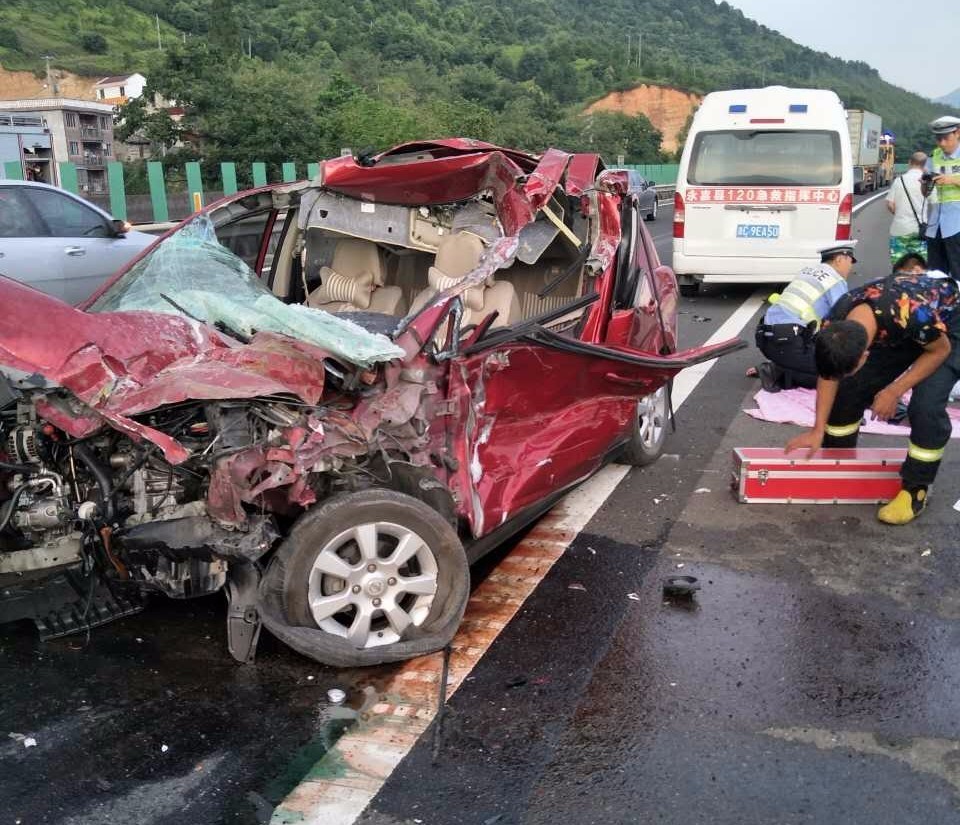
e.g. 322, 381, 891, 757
672, 289, 767, 409
273, 192, 891, 825
853, 190, 891, 213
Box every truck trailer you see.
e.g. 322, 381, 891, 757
847, 109, 893, 192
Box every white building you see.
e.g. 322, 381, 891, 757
0, 98, 116, 194
94, 73, 147, 106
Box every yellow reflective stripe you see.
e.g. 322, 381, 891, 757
907, 442, 945, 462
786, 280, 823, 302
776, 291, 818, 323
826, 421, 861, 437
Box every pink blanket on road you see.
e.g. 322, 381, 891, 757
744, 388, 960, 437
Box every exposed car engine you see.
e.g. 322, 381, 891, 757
0, 377, 289, 649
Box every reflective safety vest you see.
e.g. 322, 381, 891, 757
766, 264, 846, 326
932, 147, 960, 203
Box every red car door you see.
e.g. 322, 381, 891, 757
443, 336, 674, 538
603, 196, 679, 355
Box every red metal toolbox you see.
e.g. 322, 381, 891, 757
732, 447, 906, 504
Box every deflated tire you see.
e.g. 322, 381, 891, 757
259, 489, 469, 667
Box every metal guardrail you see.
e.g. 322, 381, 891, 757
655, 185, 676, 203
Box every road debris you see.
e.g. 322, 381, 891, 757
662, 575, 701, 598
9, 733, 36, 748
627, 592, 641, 601
160, 744, 169, 753
567, 582, 587, 592
694, 487, 711, 493
921, 549, 932, 557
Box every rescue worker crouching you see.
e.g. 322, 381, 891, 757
785, 274, 960, 525
753, 242, 857, 391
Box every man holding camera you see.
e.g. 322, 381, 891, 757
923, 116, 960, 278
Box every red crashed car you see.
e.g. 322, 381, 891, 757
0, 140, 742, 667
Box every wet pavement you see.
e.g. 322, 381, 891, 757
0, 597, 348, 824
358, 333, 960, 825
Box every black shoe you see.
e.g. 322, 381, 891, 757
758, 362, 781, 393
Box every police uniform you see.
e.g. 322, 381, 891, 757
925, 116, 960, 278
823, 275, 960, 495
755, 242, 854, 389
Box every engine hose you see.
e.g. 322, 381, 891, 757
73, 443, 116, 523
0, 484, 29, 534
0, 460, 39, 475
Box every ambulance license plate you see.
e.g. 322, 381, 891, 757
736, 224, 780, 239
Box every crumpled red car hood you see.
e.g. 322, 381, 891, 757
0, 276, 329, 463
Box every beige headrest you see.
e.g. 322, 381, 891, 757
428, 267, 486, 311
311, 267, 374, 309
331, 238, 385, 286
434, 232, 485, 278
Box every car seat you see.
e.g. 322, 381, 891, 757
409, 232, 520, 328
306, 238, 405, 315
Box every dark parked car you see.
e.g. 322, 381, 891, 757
0, 140, 741, 667
624, 170, 660, 221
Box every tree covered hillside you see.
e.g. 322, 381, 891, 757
2, 0, 956, 166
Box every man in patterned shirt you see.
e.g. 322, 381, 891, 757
785, 274, 960, 524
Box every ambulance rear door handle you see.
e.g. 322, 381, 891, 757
723, 204, 798, 211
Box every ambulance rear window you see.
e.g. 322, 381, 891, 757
688, 130, 841, 186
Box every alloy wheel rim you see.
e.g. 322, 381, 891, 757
307, 521, 438, 648
637, 386, 667, 449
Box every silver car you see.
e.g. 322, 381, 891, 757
625, 170, 660, 221
0, 180, 155, 304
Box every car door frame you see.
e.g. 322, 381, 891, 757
0, 184, 64, 299
18, 185, 135, 304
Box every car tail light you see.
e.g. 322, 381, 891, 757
673, 191, 685, 238
835, 193, 853, 240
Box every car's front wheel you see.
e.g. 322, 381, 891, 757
619, 384, 670, 466
262, 489, 469, 667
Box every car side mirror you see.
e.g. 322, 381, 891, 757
110, 218, 131, 236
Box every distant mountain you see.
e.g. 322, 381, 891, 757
935, 88, 960, 108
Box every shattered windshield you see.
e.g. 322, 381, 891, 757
89, 216, 403, 369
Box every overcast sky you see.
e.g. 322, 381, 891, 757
722, 0, 957, 100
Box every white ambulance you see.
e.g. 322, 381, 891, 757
672, 86, 854, 296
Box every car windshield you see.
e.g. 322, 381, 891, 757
88, 215, 403, 369
688, 129, 842, 186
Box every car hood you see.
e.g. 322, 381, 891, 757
0, 275, 338, 463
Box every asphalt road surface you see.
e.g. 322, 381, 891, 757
8, 190, 960, 825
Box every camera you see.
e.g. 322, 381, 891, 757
921, 172, 938, 183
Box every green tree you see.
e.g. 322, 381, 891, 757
208, 0, 239, 56
0, 26, 20, 51
80, 32, 108, 54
